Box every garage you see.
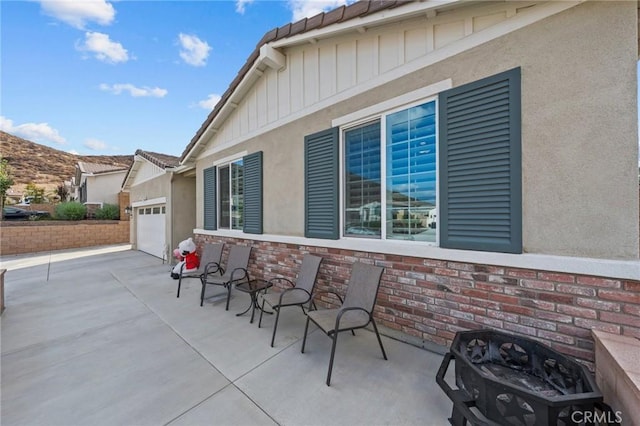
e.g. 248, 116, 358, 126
136, 204, 166, 259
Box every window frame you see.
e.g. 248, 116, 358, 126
216, 156, 245, 232
339, 95, 440, 245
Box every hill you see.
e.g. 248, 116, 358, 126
0, 131, 133, 196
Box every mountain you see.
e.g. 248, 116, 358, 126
0, 131, 133, 195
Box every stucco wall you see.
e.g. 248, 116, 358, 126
195, 1, 638, 259
86, 172, 127, 206
171, 174, 196, 258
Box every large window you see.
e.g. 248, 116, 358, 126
343, 100, 437, 242
218, 159, 243, 230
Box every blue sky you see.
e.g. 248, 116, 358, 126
1, 0, 353, 157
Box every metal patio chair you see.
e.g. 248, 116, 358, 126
301, 262, 387, 386
176, 242, 224, 298
258, 254, 323, 347
200, 245, 252, 310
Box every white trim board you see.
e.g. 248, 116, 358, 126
132, 197, 167, 208
194, 229, 640, 281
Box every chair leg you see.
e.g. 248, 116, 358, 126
225, 284, 231, 311
270, 306, 281, 348
258, 299, 266, 328
301, 316, 311, 353
177, 276, 182, 298
326, 331, 339, 386
371, 319, 388, 360
200, 282, 206, 307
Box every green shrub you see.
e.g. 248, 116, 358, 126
55, 202, 87, 220
95, 203, 120, 220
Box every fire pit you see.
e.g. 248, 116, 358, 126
436, 329, 611, 426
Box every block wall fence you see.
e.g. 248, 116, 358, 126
0, 221, 129, 255
197, 234, 640, 371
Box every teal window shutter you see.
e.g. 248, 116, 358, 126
203, 166, 217, 230
305, 127, 339, 239
438, 67, 522, 253
243, 151, 263, 234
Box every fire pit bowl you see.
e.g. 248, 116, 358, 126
436, 329, 610, 426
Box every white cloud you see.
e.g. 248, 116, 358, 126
0, 116, 67, 145
178, 33, 211, 67
99, 83, 168, 98
288, 0, 355, 21
77, 32, 129, 64
235, 0, 254, 14
39, 0, 115, 29
198, 93, 222, 110
83, 138, 108, 151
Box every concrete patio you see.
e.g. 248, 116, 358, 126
1, 245, 452, 426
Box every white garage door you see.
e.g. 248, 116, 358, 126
136, 205, 166, 259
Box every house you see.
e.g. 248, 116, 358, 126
122, 149, 195, 261
177, 0, 640, 368
73, 161, 129, 209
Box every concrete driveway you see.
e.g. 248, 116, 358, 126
1, 245, 453, 426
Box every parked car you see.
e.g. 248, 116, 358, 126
2, 206, 50, 220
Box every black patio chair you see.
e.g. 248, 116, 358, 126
200, 245, 252, 310
176, 242, 224, 298
258, 254, 323, 347
301, 262, 387, 386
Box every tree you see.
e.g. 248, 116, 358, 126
0, 157, 15, 218
25, 182, 46, 203
56, 183, 69, 202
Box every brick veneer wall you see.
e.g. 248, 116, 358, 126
0, 221, 129, 255
197, 234, 640, 370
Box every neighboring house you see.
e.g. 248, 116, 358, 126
121, 149, 195, 261
178, 1, 639, 365
73, 161, 129, 206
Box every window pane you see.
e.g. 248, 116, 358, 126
386, 101, 437, 242
219, 165, 230, 229
231, 159, 243, 230
344, 121, 381, 238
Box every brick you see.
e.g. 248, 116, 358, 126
535, 310, 573, 324
487, 309, 519, 323
459, 304, 486, 315
520, 316, 556, 331
502, 304, 535, 316
503, 322, 537, 337
521, 280, 555, 291
557, 324, 592, 339
575, 298, 620, 312
576, 276, 621, 288
537, 330, 574, 344
475, 282, 505, 293
538, 272, 575, 283
550, 343, 594, 362
488, 293, 519, 305
623, 305, 640, 317
556, 284, 596, 297
460, 288, 489, 299
488, 275, 519, 286
435, 268, 459, 277
537, 292, 573, 305
506, 268, 537, 279
574, 318, 620, 334
520, 299, 555, 312
556, 304, 597, 319
474, 315, 503, 328
622, 326, 640, 339
624, 280, 640, 292
447, 262, 474, 271
598, 290, 640, 304
450, 310, 474, 321
600, 312, 640, 328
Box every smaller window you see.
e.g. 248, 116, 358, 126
162, 206, 166, 214
145, 208, 151, 214
152, 207, 160, 214
139, 209, 145, 215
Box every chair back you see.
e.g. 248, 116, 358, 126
343, 262, 384, 311
295, 254, 322, 293
199, 243, 224, 271
225, 245, 252, 275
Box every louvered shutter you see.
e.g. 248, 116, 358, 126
438, 67, 522, 253
203, 166, 217, 230
305, 127, 339, 239
243, 151, 263, 234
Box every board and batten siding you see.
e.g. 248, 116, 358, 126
131, 160, 164, 186
210, 2, 537, 150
